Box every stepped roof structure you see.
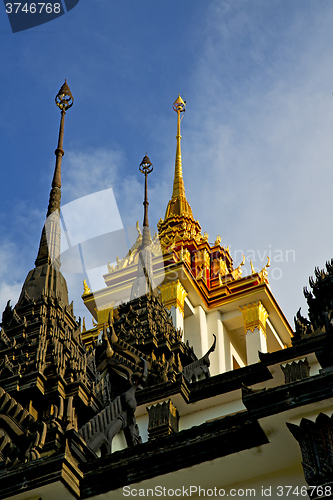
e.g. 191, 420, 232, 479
82, 94, 292, 373
0, 85, 333, 500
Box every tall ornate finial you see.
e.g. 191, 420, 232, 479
139, 153, 153, 229
47, 80, 74, 217
35, 80, 74, 269
130, 154, 156, 300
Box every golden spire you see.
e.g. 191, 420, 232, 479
164, 95, 193, 220
173, 95, 186, 199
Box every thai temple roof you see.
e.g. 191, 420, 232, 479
1, 84, 331, 500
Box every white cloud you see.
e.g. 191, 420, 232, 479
62, 146, 171, 232
62, 148, 124, 203
61, 188, 123, 248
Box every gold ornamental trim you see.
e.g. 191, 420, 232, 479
239, 301, 268, 335
158, 279, 187, 317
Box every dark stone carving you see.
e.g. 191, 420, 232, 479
0, 355, 16, 379
0, 387, 46, 468
294, 307, 313, 339
281, 358, 310, 384
287, 413, 333, 487
183, 334, 216, 383
294, 260, 333, 343
108, 293, 197, 392
0, 277, 106, 462
0, 328, 15, 350
147, 400, 179, 440
79, 360, 148, 455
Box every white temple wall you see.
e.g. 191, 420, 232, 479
169, 305, 184, 333
179, 398, 245, 431
184, 305, 208, 358
246, 327, 268, 365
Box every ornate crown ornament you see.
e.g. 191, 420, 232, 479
55, 79, 74, 111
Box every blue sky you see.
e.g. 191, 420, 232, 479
1, 0, 333, 328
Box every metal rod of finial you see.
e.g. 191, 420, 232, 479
139, 154, 153, 229
136, 154, 155, 296
47, 81, 74, 217
37, 81, 74, 270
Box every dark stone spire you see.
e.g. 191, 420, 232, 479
16, 81, 74, 307
130, 154, 156, 300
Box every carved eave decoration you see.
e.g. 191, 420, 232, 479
287, 413, 333, 488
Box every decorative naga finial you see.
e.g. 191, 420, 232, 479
139, 154, 153, 249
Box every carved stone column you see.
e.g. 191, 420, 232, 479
147, 400, 179, 440
239, 301, 268, 364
